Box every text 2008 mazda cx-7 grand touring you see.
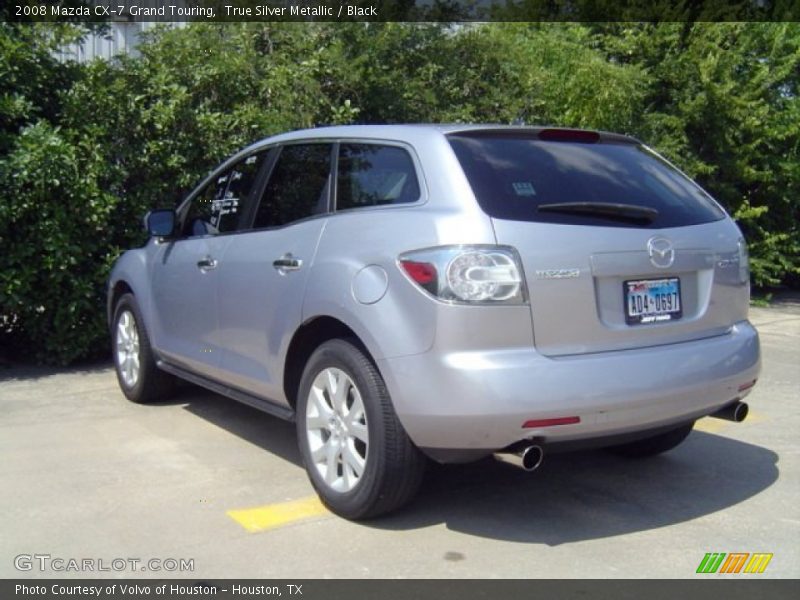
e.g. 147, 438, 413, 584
108, 125, 760, 518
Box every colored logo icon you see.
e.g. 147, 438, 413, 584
696, 552, 773, 574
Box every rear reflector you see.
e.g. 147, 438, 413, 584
522, 416, 580, 428
538, 129, 600, 143
738, 379, 757, 392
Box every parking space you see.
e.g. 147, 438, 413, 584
1, 303, 798, 578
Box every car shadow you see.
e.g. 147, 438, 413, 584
165, 386, 778, 545
172, 385, 302, 465
0, 360, 112, 382
376, 432, 779, 545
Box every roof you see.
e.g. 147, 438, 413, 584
220, 124, 641, 174
244, 124, 640, 150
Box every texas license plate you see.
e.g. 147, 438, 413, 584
624, 278, 682, 325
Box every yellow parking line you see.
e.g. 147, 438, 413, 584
694, 409, 765, 434
694, 418, 729, 434
227, 495, 329, 533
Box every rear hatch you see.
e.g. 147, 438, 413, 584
448, 129, 750, 357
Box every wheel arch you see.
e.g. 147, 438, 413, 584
283, 316, 376, 411
108, 280, 134, 328
107, 247, 151, 330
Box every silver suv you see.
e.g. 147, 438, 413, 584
108, 125, 760, 518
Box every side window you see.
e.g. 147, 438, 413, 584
183, 152, 267, 237
336, 144, 420, 210
253, 144, 332, 229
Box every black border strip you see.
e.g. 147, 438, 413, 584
2, 580, 799, 600
4, 0, 800, 23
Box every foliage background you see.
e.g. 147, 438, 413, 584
1, 22, 798, 364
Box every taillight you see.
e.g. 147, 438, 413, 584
399, 246, 527, 305
400, 260, 438, 295
737, 237, 750, 285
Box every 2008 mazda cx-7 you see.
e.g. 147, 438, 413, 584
108, 125, 760, 518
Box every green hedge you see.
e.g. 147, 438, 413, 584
1, 22, 798, 364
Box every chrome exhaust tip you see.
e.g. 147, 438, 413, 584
494, 444, 544, 472
711, 401, 749, 422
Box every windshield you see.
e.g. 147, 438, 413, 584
448, 133, 726, 228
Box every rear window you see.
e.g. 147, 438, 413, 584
336, 144, 420, 210
448, 133, 725, 228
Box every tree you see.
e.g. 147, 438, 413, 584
590, 23, 800, 287
1, 22, 798, 364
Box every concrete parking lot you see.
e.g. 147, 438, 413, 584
1, 303, 798, 579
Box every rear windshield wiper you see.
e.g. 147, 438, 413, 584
537, 202, 658, 224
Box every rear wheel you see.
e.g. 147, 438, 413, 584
112, 293, 174, 404
607, 422, 695, 458
296, 339, 426, 519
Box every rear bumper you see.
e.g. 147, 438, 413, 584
377, 320, 760, 457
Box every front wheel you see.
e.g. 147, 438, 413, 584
607, 422, 695, 458
112, 293, 174, 404
296, 339, 426, 519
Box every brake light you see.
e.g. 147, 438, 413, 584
538, 129, 600, 143
400, 260, 438, 295
399, 246, 527, 305
401, 261, 436, 284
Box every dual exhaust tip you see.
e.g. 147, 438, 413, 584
711, 400, 749, 422
494, 401, 748, 471
494, 400, 748, 472
494, 444, 544, 472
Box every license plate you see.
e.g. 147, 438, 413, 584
624, 278, 682, 325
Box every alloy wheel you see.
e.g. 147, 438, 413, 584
305, 367, 369, 493
115, 310, 140, 388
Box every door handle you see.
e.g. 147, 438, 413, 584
273, 254, 303, 272
196, 256, 218, 271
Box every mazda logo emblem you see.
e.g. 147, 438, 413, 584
647, 237, 675, 268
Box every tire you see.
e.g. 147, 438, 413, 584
607, 422, 695, 458
112, 293, 174, 404
296, 339, 426, 519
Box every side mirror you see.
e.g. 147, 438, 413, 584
144, 209, 176, 238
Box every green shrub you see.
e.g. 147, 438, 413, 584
0, 121, 118, 363
1, 22, 798, 365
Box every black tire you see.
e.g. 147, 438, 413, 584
111, 293, 174, 404
296, 339, 426, 520
607, 422, 695, 458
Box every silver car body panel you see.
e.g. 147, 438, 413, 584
496, 218, 750, 356
108, 124, 761, 459
151, 235, 231, 379
215, 219, 329, 401
379, 320, 759, 451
